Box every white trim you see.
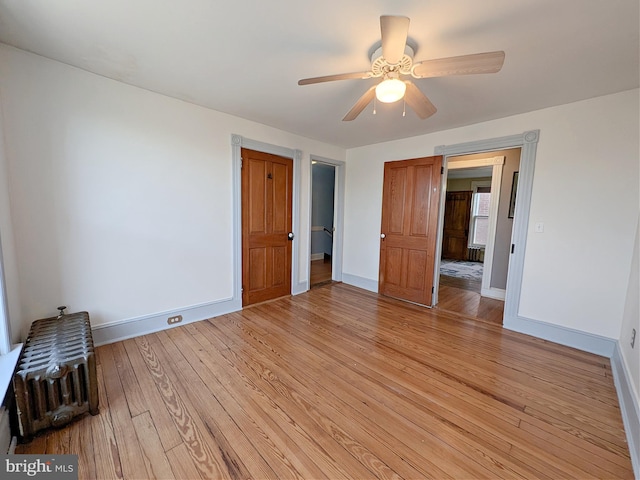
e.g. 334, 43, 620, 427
231, 134, 302, 303
342, 273, 378, 293
481, 287, 506, 300
435, 155, 505, 305
481, 163, 503, 296
435, 130, 539, 320
0, 343, 21, 404
503, 314, 616, 357
611, 342, 640, 479
309, 155, 346, 283
0, 234, 11, 356
310, 253, 324, 261
292, 281, 308, 296
92, 297, 240, 346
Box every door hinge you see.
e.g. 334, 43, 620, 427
440, 166, 444, 174
511, 244, 515, 254
240, 157, 243, 168
432, 286, 435, 293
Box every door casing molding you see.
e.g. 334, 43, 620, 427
435, 130, 539, 323
231, 134, 302, 306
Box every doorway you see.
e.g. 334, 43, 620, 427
310, 161, 335, 287
435, 148, 522, 324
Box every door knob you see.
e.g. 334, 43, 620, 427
288, 232, 295, 240
380, 233, 386, 239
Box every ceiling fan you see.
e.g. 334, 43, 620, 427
298, 16, 505, 121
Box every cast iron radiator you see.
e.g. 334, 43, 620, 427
13, 309, 99, 438
467, 246, 485, 262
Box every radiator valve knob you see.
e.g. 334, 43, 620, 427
57, 306, 67, 318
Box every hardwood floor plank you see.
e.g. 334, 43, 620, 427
134, 334, 232, 480
14, 283, 632, 479
178, 322, 353, 480
85, 363, 124, 480
206, 314, 485, 479
111, 341, 147, 418
131, 411, 175, 479
91, 363, 124, 480
69, 413, 97, 480
122, 338, 182, 451
242, 303, 534, 479
518, 419, 632, 478
166, 442, 204, 480
154, 329, 279, 480
161, 326, 356, 480
186, 321, 410, 480
260, 300, 604, 476
98, 343, 150, 479
305, 286, 623, 427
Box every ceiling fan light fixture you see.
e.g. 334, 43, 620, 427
375, 78, 406, 103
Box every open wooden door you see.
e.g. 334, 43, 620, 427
379, 155, 442, 306
442, 191, 472, 260
241, 148, 293, 306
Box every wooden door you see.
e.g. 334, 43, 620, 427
442, 191, 472, 260
379, 156, 442, 306
242, 148, 293, 306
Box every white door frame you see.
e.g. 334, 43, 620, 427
433, 130, 539, 325
231, 134, 303, 308
309, 155, 345, 284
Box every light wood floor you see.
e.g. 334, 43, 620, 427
436, 274, 505, 326
17, 283, 633, 479
310, 257, 332, 287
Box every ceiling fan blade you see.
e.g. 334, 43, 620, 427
342, 86, 376, 121
380, 15, 410, 65
404, 81, 437, 119
412, 51, 505, 78
298, 71, 372, 86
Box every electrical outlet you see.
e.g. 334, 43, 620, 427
631, 328, 636, 348
167, 315, 183, 325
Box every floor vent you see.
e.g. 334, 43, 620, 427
13, 311, 99, 438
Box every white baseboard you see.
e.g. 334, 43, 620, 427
342, 273, 378, 293
481, 287, 506, 300
611, 342, 640, 479
310, 253, 324, 261
292, 281, 308, 296
503, 314, 616, 358
92, 297, 241, 346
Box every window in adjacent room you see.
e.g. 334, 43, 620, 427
469, 184, 491, 247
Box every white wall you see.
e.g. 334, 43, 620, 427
344, 89, 639, 340
0, 45, 345, 337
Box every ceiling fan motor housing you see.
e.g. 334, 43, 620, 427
370, 45, 414, 77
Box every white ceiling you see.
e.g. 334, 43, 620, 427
0, 0, 637, 148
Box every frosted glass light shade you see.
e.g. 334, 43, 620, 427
375, 78, 406, 103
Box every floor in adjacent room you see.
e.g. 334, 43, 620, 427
437, 259, 505, 325
310, 257, 332, 287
